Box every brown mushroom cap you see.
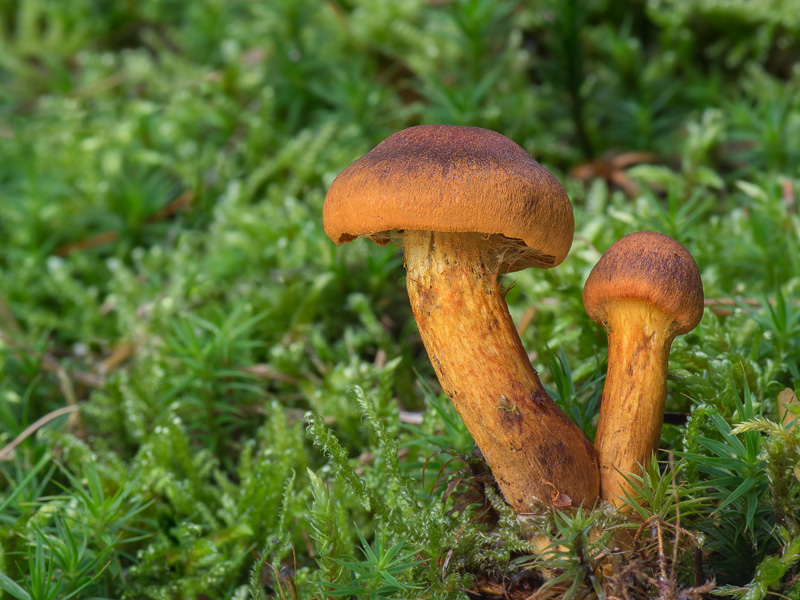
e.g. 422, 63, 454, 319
583, 231, 704, 335
323, 125, 574, 271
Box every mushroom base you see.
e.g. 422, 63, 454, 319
404, 230, 599, 512
594, 299, 677, 505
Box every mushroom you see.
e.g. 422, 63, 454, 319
582, 231, 703, 505
323, 125, 599, 512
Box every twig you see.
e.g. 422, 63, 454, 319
655, 517, 667, 583
0, 405, 79, 461
0, 332, 104, 388
71, 72, 125, 98
398, 411, 424, 425
54, 230, 120, 257
670, 453, 680, 582
704, 297, 800, 317
54, 189, 194, 257
241, 364, 299, 385
517, 305, 537, 336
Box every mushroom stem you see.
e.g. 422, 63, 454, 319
594, 299, 677, 504
404, 230, 599, 512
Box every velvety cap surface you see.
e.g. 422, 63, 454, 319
323, 125, 574, 270
583, 231, 704, 334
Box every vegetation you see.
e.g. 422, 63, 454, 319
1, 0, 799, 598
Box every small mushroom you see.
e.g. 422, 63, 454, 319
582, 231, 703, 505
324, 125, 599, 512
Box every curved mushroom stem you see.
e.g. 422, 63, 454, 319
594, 299, 679, 505
404, 230, 599, 512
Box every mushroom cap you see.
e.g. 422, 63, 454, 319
583, 231, 704, 335
323, 125, 574, 271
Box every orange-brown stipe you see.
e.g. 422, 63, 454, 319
406, 231, 599, 511
583, 231, 703, 505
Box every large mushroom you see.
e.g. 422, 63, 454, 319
583, 231, 703, 505
323, 125, 599, 512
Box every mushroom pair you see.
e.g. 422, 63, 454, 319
322, 125, 703, 511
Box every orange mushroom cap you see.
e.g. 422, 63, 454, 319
323, 125, 574, 272
582, 231, 704, 335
